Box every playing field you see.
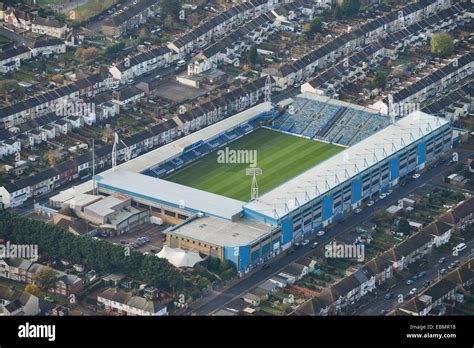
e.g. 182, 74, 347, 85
165, 128, 343, 201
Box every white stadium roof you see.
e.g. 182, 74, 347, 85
96, 169, 245, 220
244, 110, 449, 220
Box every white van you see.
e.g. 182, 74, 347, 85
453, 243, 467, 253
177, 59, 186, 67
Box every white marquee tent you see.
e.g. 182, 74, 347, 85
156, 245, 204, 268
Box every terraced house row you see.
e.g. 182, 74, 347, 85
167, 0, 276, 57
265, 0, 451, 90
101, 0, 160, 37
374, 51, 474, 116
301, 2, 472, 97
188, 12, 277, 76
0, 71, 114, 130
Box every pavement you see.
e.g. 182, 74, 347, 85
187, 148, 472, 315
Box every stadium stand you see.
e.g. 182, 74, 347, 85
271, 96, 391, 146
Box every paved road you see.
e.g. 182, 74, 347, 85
189, 149, 471, 315
358, 241, 474, 315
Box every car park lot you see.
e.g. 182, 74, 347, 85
104, 223, 168, 254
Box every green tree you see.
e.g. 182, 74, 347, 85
34, 267, 58, 295
105, 42, 125, 56
161, 0, 181, 21
373, 70, 387, 90
341, 0, 361, 16
248, 45, 259, 66
430, 32, 454, 58
397, 218, 411, 235
304, 17, 323, 40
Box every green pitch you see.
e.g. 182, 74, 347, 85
165, 128, 343, 202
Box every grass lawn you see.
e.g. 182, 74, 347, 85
165, 128, 343, 202
74, 0, 117, 21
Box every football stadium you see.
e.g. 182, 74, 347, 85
91, 92, 452, 272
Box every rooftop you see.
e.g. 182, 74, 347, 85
167, 214, 275, 247
97, 169, 245, 221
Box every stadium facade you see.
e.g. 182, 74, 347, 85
88, 95, 452, 272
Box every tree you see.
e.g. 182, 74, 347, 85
397, 218, 411, 235
431, 32, 454, 58
161, 0, 181, 21
164, 14, 175, 30
46, 150, 59, 166
34, 267, 58, 295
138, 27, 149, 40
105, 42, 125, 56
0, 79, 18, 94
373, 70, 387, 90
248, 45, 259, 66
103, 127, 113, 143
25, 284, 41, 296
75, 47, 101, 62
341, 0, 361, 17
304, 17, 323, 40
333, 5, 343, 19
335, 0, 360, 18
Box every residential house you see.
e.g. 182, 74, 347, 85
0, 284, 41, 316
439, 197, 474, 232
31, 16, 68, 38
421, 220, 453, 247
101, 0, 160, 37
97, 287, 167, 316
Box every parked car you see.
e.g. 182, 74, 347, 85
440, 268, 447, 275
412, 173, 421, 179
316, 230, 326, 237
422, 280, 430, 288
438, 257, 446, 264
367, 200, 375, 207
301, 239, 310, 246
406, 279, 414, 285
386, 189, 393, 195
409, 288, 417, 295
311, 242, 319, 249
384, 293, 394, 300
417, 271, 427, 278
379, 193, 387, 199
355, 208, 363, 214
286, 248, 295, 255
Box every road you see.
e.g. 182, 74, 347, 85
358, 241, 474, 315
188, 149, 472, 315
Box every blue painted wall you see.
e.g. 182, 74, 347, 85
351, 179, 362, 203
281, 218, 293, 244
417, 142, 426, 165
390, 158, 399, 181
323, 195, 333, 221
